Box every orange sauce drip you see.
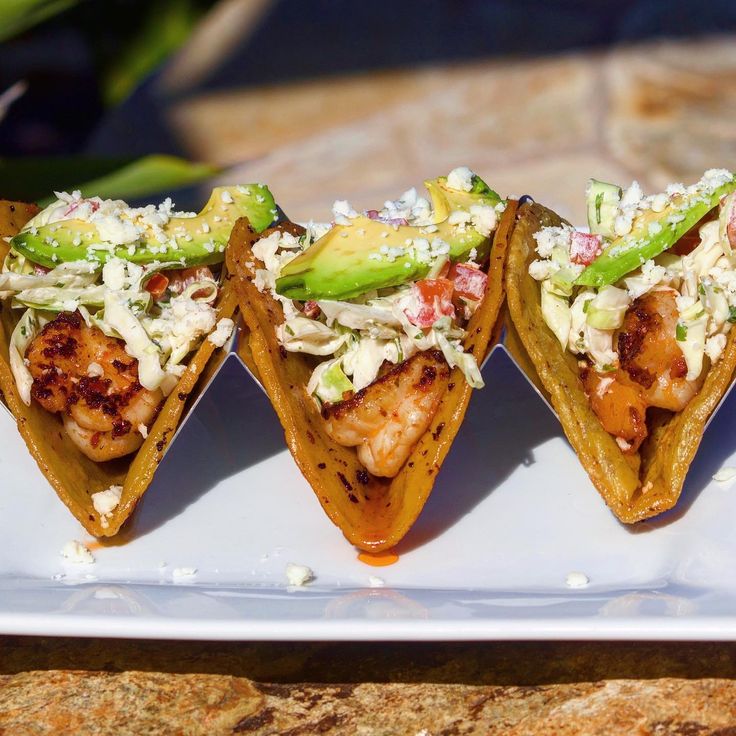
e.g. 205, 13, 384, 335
357, 550, 399, 567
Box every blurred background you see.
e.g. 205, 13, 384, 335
1, 0, 736, 222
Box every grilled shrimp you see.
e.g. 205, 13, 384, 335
582, 290, 704, 453
321, 350, 450, 477
616, 289, 703, 411
581, 368, 648, 452
25, 311, 162, 461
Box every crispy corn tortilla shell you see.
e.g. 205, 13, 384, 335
227, 203, 517, 551
0, 201, 238, 536
506, 202, 736, 523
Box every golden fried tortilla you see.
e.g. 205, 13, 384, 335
506, 202, 736, 522
226, 203, 518, 551
0, 201, 239, 536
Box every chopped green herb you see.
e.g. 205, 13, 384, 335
582, 299, 591, 313
595, 192, 604, 225
284, 324, 295, 336
676, 323, 688, 341
698, 283, 706, 296
728, 306, 736, 324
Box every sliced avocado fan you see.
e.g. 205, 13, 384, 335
10, 184, 276, 270
275, 174, 501, 301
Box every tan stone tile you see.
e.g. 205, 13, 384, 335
398, 54, 601, 171
168, 68, 443, 164
0, 671, 262, 735
605, 36, 736, 188
170, 53, 599, 176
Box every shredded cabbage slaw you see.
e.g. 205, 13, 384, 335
1, 194, 235, 404
530, 170, 736, 381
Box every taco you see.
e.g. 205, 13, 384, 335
506, 169, 736, 522
227, 168, 516, 550
0, 184, 276, 536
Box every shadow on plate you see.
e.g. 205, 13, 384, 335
124, 356, 286, 540
397, 348, 564, 553
625, 386, 736, 534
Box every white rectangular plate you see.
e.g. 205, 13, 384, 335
2, 350, 736, 641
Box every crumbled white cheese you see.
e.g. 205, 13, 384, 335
332, 199, 358, 225
102, 258, 127, 291
700, 168, 734, 194
138, 423, 149, 439
285, 562, 314, 587
533, 225, 572, 258
446, 166, 474, 192
705, 333, 727, 363
172, 567, 197, 579
92, 485, 122, 516
220, 189, 234, 204
87, 362, 104, 378
469, 204, 497, 237
60, 540, 95, 564
208, 317, 235, 347
528, 259, 559, 281
612, 181, 645, 237
448, 210, 472, 227
91, 484, 123, 529
713, 466, 736, 484
650, 193, 668, 212
615, 437, 632, 452
565, 571, 589, 588
95, 215, 142, 246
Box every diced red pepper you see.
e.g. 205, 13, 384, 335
405, 278, 455, 328
303, 300, 321, 318
145, 272, 170, 300
448, 262, 487, 301
570, 232, 603, 266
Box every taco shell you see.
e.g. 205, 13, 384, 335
506, 202, 736, 522
227, 203, 517, 551
0, 202, 240, 536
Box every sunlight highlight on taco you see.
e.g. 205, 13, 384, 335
0, 184, 276, 535
228, 169, 515, 550
506, 169, 736, 521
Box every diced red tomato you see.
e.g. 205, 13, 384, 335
405, 278, 455, 328
303, 300, 321, 318
570, 232, 603, 266
144, 272, 170, 300
167, 266, 216, 298
448, 262, 487, 301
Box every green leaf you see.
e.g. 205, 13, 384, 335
0, 155, 221, 205
0, 0, 79, 42
47, 155, 221, 205
676, 323, 688, 341
101, 0, 203, 106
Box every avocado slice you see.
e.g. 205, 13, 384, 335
10, 184, 276, 270
577, 177, 736, 288
275, 175, 502, 301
